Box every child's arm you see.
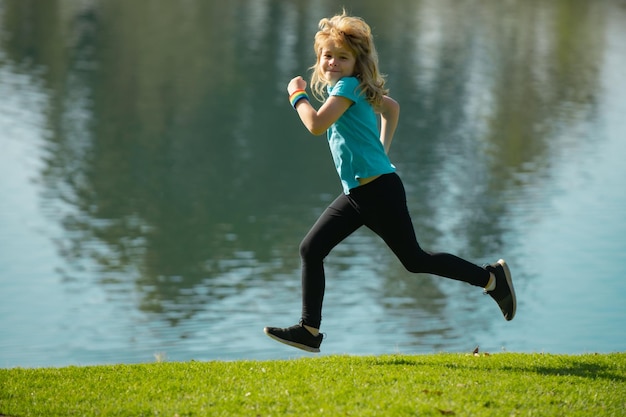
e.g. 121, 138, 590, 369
378, 96, 400, 154
288, 76, 351, 136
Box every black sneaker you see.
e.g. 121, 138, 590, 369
264, 322, 323, 352
485, 259, 517, 321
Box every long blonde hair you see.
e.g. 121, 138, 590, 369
310, 10, 388, 109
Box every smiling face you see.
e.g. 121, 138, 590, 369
318, 41, 356, 86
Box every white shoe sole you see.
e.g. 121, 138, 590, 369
498, 259, 516, 320
264, 327, 321, 353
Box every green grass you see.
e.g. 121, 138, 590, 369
1, 353, 625, 416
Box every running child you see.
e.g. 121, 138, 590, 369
264, 10, 516, 352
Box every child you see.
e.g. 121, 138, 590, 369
264, 10, 516, 353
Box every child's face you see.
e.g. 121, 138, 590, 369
319, 41, 356, 85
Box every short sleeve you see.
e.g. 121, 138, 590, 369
328, 77, 361, 103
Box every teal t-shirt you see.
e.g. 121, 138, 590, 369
327, 77, 395, 194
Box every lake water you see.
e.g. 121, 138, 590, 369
1, 0, 625, 368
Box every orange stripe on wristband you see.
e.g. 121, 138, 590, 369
289, 90, 309, 109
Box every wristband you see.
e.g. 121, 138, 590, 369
289, 89, 309, 109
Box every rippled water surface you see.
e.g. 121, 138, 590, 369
1, 0, 625, 367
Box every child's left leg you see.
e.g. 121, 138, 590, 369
350, 173, 516, 320
347, 174, 485, 284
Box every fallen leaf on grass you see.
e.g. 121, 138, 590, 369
470, 346, 491, 357
437, 408, 456, 415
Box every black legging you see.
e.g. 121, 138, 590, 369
299, 172, 490, 328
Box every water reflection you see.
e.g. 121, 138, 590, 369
1, 0, 624, 366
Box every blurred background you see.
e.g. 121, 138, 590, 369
1, 0, 625, 367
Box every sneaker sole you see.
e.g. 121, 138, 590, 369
263, 328, 321, 353
498, 259, 517, 320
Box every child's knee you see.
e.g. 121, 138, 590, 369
398, 249, 431, 274
299, 238, 328, 262
299, 240, 310, 259
299, 239, 316, 260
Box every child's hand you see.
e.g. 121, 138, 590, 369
288, 76, 307, 95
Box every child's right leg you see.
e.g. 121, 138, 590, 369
264, 193, 362, 351
298, 194, 363, 329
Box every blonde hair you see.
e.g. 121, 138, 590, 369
310, 10, 388, 108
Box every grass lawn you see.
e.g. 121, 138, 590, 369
1, 353, 625, 416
